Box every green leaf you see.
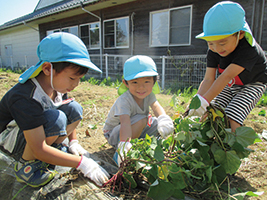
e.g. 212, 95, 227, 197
128, 149, 140, 159
150, 136, 158, 149
170, 94, 177, 107
206, 129, 214, 138
189, 95, 201, 110
231, 142, 245, 152
123, 172, 137, 188
136, 161, 146, 171
158, 165, 169, 181
206, 166, 212, 183
214, 149, 241, 174
145, 134, 152, 145
180, 119, 190, 132
258, 109, 266, 116
235, 147, 251, 159
185, 170, 202, 180
162, 136, 173, 149
235, 127, 259, 147
223, 131, 236, 146
145, 164, 158, 179
147, 179, 174, 200
194, 142, 211, 165
154, 146, 164, 161
88, 124, 97, 129
168, 164, 187, 189
185, 130, 202, 144
244, 191, 264, 197
233, 191, 264, 199
213, 165, 227, 185
174, 132, 186, 141
171, 188, 185, 199
196, 139, 208, 146
210, 143, 221, 155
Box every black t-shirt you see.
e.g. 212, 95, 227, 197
207, 38, 267, 85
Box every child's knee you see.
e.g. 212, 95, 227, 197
60, 101, 83, 123
140, 117, 148, 128
43, 109, 67, 136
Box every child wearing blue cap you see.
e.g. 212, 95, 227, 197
188, 1, 267, 132
0, 32, 109, 187
103, 55, 174, 166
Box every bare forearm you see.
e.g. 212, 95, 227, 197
197, 79, 214, 96
202, 64, 245, 102
34, 145, 81, 168
203, 74, 231, 102
151, 101, 165, 117
68, 129, 77, 142
120, 124, 132, 141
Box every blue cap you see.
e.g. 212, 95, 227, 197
19, 32, 102, 83
123, 55, 158, 81
196, 1, 255, 46
118, 55, 160, 95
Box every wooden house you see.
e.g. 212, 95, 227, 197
0, 0, 266, 88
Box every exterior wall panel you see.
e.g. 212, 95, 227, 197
0, 26, 39, 68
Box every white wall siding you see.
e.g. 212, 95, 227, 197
0, 25, 39, 69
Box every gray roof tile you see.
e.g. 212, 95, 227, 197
0, 0, 99, 30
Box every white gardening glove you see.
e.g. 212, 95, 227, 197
77, 155, 110, 186
157, 114, 174, 138
188, 94, 209, 117
114, 141, 132, 167
69, 139, 90, 158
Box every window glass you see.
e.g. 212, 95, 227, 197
150, 6, 192, 46
61, 27, 78, 36
80, 23, 100, 49
46, 29, 60, 35
151, 11, 168, 46
104, 17, 129, 48
116, 18, 129, 47
104, 21, 115, 48
69, 26, 78, 36
90, 23, 100, 48
62, 28, 69, 33
81, 25, 89, 47
170, 7, 190, 44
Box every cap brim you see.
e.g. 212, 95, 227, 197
196, 22, 255, 46
196, 32, 233, 41
18, 59, 102, 84
65, 58, 102, 73
118, 81, 161, 95
125, 71, 158, 81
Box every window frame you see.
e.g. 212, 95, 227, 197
61, 26, 79, 36
103, 16, 130, 49
46, 29, 60, 35
80, 22, 101, 50
149, 5, 193, 47
46, 26, 79, 37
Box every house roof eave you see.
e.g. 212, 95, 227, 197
0, 0, 136, 31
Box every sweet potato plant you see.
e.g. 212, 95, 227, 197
103, 97, 261, 200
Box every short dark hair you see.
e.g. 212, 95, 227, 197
52, 62, 89, 75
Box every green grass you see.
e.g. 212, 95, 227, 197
257, 92, 267, 106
